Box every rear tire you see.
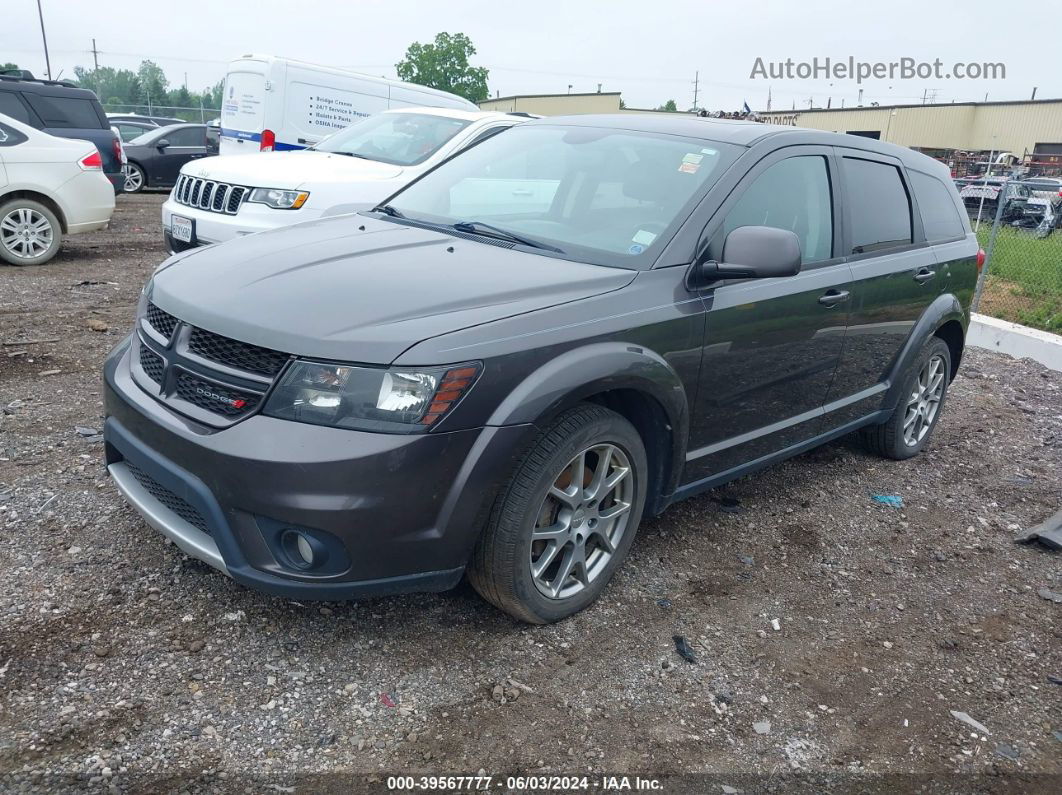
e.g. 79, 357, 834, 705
0, 199, 62, 266
860, 336, 952, 460
468, 404, 647, 624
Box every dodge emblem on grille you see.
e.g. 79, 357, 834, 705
195, 385, 246, 409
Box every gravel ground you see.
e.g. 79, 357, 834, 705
1, 194, 1060, 792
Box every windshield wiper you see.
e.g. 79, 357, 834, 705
373, 204, 406, 218
452, 220, 563, 253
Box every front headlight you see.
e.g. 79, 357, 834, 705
247, 188, 310, 209
263, 360, 480, 432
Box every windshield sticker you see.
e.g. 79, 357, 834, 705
628, 243, 645, 255
632, 229, 658, 246
682, 153, 704, 165
679, 162, 700, 174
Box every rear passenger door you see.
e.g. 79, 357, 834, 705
685, 148, 852, 482
155, 127, 208, 185
823, 151, 939, 426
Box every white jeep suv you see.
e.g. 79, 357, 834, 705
161, 108, 528, 252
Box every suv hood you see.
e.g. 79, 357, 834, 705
150, 215, 635, 364
181, 150, 405, 189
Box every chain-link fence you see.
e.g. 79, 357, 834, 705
970, 177, 1062, 334
102, 102, 221, 124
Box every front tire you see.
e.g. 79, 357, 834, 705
468, 404, 647, 624
0, 199, 62, 266
861, 337, 952, 460
123, 163, 145, 193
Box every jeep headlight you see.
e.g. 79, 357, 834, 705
247, 188, 310, 209
263, 360, 479, 432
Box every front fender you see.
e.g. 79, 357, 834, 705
882, 292, 966, 410
486, 341, 690, 499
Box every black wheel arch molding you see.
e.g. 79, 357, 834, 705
882, 292, 967, 412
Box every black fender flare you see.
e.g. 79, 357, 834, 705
882, 293, 966, 410
486, 341, 690, 499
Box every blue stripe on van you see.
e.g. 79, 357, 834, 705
219, 128, 305, 151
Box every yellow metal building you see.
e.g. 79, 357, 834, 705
760, 99, 1062, 163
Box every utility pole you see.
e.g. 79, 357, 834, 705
1031, 86, 1037, 100
766, 86, 772, 112
37, 0, 52, 80
91, 38, 100, 70
691, 71, 700, 111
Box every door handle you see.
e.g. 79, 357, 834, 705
818, 289, 850, 307
913, 267, 936, 283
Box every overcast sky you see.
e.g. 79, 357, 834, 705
5, 0, 1054, 111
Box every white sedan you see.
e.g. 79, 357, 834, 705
0, 112, 115, 266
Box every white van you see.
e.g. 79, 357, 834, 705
220, 55, 478, 156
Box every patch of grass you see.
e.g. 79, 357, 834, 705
976, 225, 1062, 332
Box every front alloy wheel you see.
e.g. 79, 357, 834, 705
531, 443, 634, 600
468, 404, 647, 624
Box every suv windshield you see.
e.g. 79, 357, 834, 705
313, 112, 471, 166
385, 124, 741, 266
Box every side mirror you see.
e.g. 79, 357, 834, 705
156, 138, 171, 150
691, 225, 803, 286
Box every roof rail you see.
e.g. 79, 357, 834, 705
0, 73, 79, 88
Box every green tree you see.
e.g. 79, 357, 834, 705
396, 32, 489, 103
136, 60, 168, 106
1, 62, 19, 73
656, 99, 678, 112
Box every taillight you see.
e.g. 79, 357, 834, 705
260, 129, 275, 152
112, 136, 123, 162
976, 248, 986, 272
79, 151, 103, 170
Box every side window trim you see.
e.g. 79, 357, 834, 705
695, 144, 844, 271
836, 149, 926, 262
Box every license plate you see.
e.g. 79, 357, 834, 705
170, 215, 194, 243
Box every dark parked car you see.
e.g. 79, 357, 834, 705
112, 119, 159, 143
121, 124, 219, 193
0, 73, 124, 193
104, 115, 979, 623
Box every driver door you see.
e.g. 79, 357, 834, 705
684, 147, 853, 483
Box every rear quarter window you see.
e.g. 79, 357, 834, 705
0, 91, 33, 124
910, 170, 966, 241
24, 94, 104, 129
0, 121, 29, 146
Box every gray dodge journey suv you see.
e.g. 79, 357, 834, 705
104, 115, 979, 623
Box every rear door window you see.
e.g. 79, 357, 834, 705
909, 170, 965, 242
843, 157, 913, 254
0, 91, 33, 124
165, 127, 205, 147
24, 95, 103, 128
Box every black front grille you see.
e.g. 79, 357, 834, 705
139, 345, 165, 384
126, 462, 210, 535
187, 327, 289, 377
146, 303, 178, 340
175, 372, 259, 417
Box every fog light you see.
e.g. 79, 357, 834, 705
282, 529, 316, 569
295, 533, 314, 565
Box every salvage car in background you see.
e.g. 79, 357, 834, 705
959, 178, 1030, 223
161, 108, 528, 251
122, 123, 219, 193
0, 113, 115, 266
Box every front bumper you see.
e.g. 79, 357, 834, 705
103, 338, 530, 599
161, 196, 320, 251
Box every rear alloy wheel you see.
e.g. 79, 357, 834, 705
0, 200, 62, 266
468, 404, 647, 624
123, 163, 145, 193
860, 336, 952, 460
